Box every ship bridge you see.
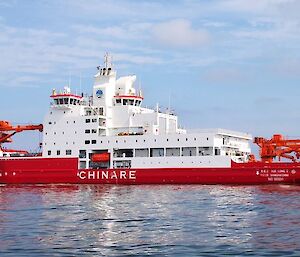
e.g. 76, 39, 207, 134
50, 87, 83, 109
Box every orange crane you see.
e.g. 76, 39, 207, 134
253, 134, 300, 163
0, 120, 43, 151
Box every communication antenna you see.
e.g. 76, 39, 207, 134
104, 52, 113, 69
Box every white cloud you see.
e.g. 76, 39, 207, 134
152, 19, 210, 48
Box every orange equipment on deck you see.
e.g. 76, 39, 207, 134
0, 120, 43, 150
91, 153, 110, 162
253, 134, 300, 163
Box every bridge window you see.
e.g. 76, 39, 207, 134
66, 150, 72, 155
59, 98, 63, 104
64, 98, 68, 104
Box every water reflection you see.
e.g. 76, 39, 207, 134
0, 184, 300, 256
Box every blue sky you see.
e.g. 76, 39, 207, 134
1, 0, 300, 150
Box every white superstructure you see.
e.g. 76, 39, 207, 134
43, 54, 252, 169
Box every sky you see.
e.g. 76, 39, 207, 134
1, 0, 300, 150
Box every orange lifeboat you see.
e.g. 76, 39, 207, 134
91, 153, 110, 162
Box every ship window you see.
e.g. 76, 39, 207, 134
54, 99, 58, 105
116, 99, 121, 104
92, 129, 97, 133
74, 121, 76, 123
92, 140, 96, 144
66, 150, 72, 155
85, 129, 90, 134
48, 122, 52, 125
166, 148, 180, 156
48, 150, 51, 156
85, 140, 90, 144
150, 148, 164, 157
64, 98, 68, 104
86, 119, 91, 123
123, 99, 129, 105
79, 150, 86, 158
70, 98, 74, 105
215, 148, 221, 156
129, 99, 134, 105
182, 147, 196, 156
134, 100, 138, 106
135, 148, 149, 157
59, 99, 63, 104
57, 150, 60, 156
114, 149, 133, 158
92, 118, 97, 123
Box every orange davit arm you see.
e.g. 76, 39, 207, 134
0, 120, 43, 147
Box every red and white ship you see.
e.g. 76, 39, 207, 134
1, 54, 300, 184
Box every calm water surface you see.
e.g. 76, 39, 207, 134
1, 184, 300, 256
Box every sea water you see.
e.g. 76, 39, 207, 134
1, 184, 300, 256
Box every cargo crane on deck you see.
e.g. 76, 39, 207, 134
0, 120, 43, 155
251, 134, 300, 163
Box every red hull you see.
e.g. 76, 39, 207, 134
0, 157, 300, 185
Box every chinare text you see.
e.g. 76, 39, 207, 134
77, 170, 136, 180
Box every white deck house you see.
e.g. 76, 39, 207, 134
43, 55, 252, 169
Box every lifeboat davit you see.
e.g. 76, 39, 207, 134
91, 153, 110, 162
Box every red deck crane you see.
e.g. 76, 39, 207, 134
0, 120, 43, 152
253, 134, 300, 163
